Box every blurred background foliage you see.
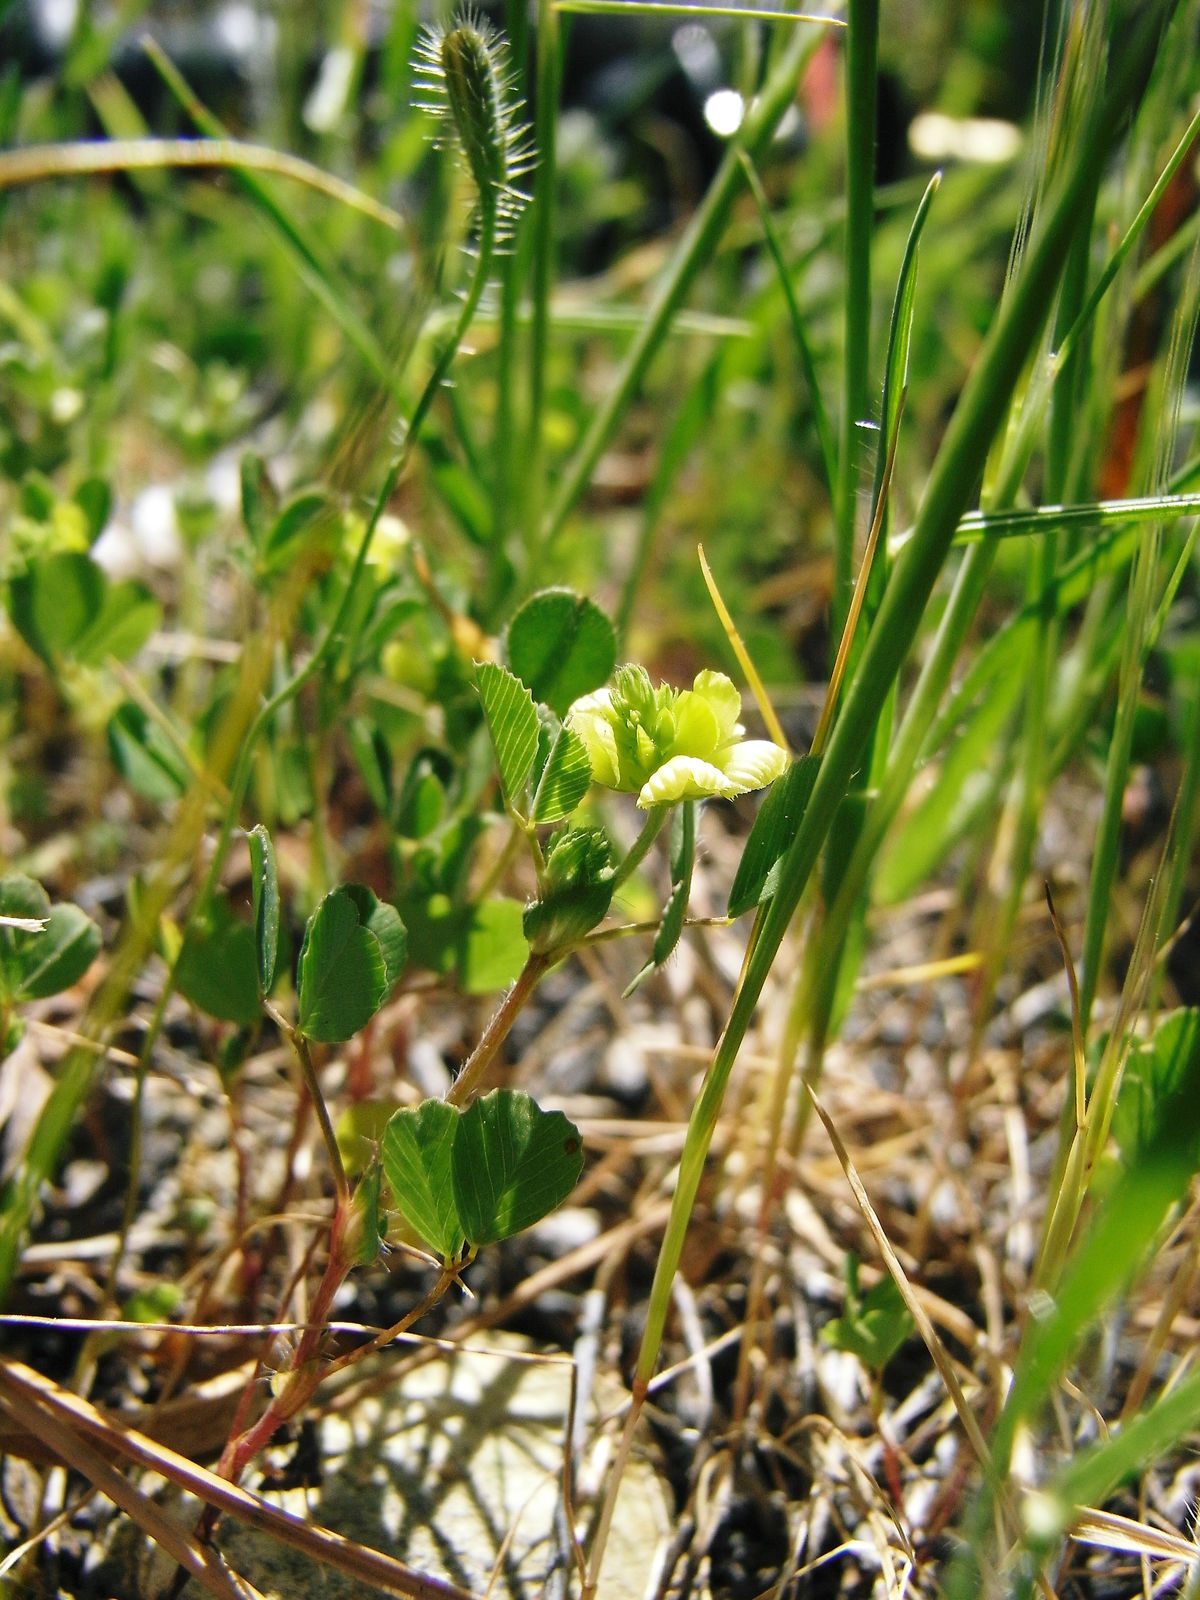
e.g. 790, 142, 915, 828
0, 0, 1195, 952
0, 0, 1058, 658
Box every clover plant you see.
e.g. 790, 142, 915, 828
193, 588, 786, 1493
0, 6, 786, 1501
7, 7, 1191, 1594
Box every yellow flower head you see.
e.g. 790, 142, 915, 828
566, 666, 788, 809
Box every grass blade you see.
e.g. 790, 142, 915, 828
738, 150, 838, 509
537, 16, 834, 566
832, 0, 879, 645
636, 0, 1174, 1402
141, 37, 395, 391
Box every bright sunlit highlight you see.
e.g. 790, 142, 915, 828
704, 88, 746, 137
909, 111, 1022, 164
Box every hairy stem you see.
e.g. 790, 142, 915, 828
444, 951, 550, 1108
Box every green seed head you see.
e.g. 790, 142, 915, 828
413, 10, 533, 242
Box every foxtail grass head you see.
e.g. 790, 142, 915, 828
413, 9, 534, 246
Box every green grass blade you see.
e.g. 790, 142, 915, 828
553, 1, 844, 20
874, 171, 939, 510
832, 0, 879, 646
739, 151, 838, 509
536, 17, 833, 565
1046, 1363, 1200, 1530
837, 169, 938, 764
976, 8, 1105, 1036
142, 37, 395, 391
1078, 237, 1200, 1027
993, 1099, 1200, 1479
804, 157, 933, 1081
630, 0, 1173, 1396
876, 664, 1023, 904
1060, 101, 1200, 376
932, 490, 1200, 548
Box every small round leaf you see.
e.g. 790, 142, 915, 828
382, 1100, 465, 1263
297, 886, 392, 1043
452, 1089, 584, 1247
506, 589, 616, 718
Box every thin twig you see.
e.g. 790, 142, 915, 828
0, 1371, 252, 1600
0, 1360, 479, 1600
804, 1086, 999, 1494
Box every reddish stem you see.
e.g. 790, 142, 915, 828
216, 1200, 355, 1486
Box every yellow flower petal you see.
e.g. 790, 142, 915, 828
670, 686, 724, 761
719, 740, 789, 793
566, 691, 622, 788
637, 756, 741, 807
691, 669, 743, 744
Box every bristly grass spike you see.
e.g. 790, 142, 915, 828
412, 8, 535, 246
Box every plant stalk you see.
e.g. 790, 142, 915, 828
584, 7, 1172, 1581
443, 951, 550, 1108
833, 0, 879, 648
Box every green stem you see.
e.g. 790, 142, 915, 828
326, 1267, 458, 1376
610, 805, 671, 893
534, 17, 833, 568
833, 0, 879, 648
442, 809, 667, 1121
267, 1005, 350, 1206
